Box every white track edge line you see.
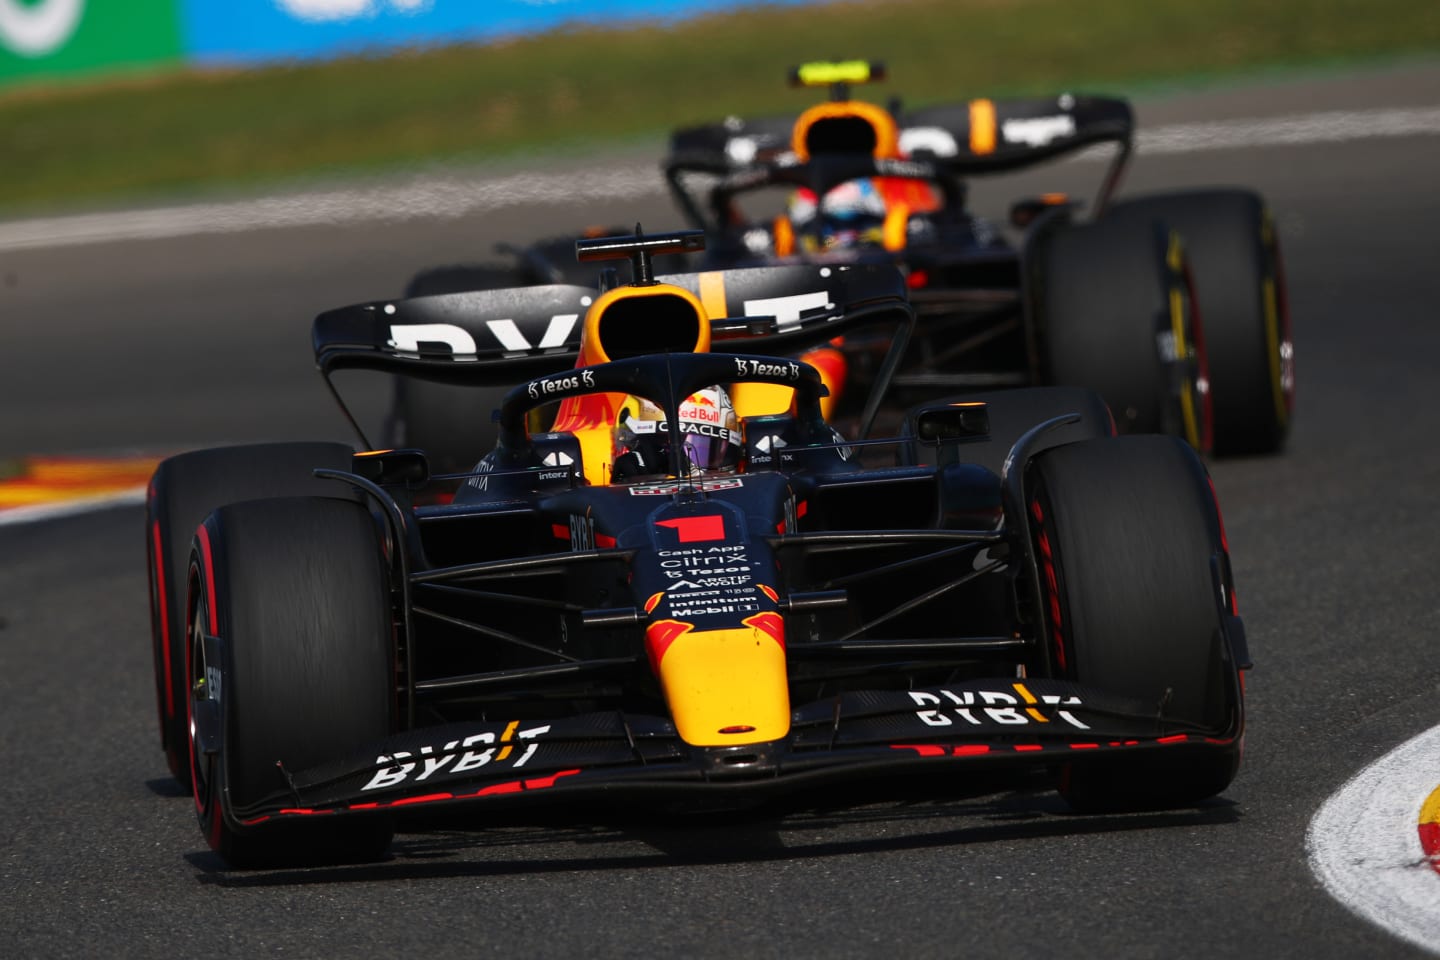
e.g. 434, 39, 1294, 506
0, 487, 148, 528
2, 105, 1438, 252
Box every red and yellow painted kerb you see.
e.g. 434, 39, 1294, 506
0, 455, 161, 514
1419, 783, 1440, 874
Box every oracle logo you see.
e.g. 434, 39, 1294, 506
0, 0, 84, 57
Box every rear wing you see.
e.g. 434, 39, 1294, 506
313, 283, 596, 386
664, 94, 1134, 228
312, 261, 913, 444
313, 262, 908, 381
668, 113, 797, 174
898, 95, 1132, 175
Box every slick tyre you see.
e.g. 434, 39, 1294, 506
146, 442, 356, 789
1028, 436, 1242, 812
387, 264, 520, 475
1106, 190, 1293, 455
187, 496, 394, 869
901, 386, 1114, 477
1030, 215, 1209, 451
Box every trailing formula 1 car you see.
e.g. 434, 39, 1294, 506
146, 231, 1249, 868
663, 60, 1295, 456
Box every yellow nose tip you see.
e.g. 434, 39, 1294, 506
651, 624, 790, 747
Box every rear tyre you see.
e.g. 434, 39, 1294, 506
1028, 436, 1242, 811
1030, 215, 1208, 451
1106, 190, 1293, 455
187, 497, 395, 868
146, 442, 355, 788
387, 264, 521, 475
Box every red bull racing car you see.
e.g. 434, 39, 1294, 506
145, 231, 1249, 867
663, 60, 1295, 457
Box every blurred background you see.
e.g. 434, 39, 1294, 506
3, 0, 1439, 216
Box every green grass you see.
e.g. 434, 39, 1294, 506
3, 0, 1439, 215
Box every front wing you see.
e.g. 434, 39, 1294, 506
230, 677, 1240, 827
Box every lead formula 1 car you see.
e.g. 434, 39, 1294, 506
664, 60, 1296, 457
145, 231, 1249, 868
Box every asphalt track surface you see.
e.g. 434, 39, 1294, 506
3, 62, 1440, 959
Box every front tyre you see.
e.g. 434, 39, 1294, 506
1028, 436, 1243, 811
187, 497, 395, 868
146, 442, 355, 788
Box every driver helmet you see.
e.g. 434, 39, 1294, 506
789, 177, 888, 251
613, 385, 743, 479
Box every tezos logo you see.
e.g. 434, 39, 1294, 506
526, 368, 595, 400
733, 357, 800, 380
0, 0, 84, 57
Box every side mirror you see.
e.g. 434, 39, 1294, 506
351, 448, 430, 486
916, 403, 990, 444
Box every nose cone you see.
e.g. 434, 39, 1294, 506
646, 613, 790, 747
